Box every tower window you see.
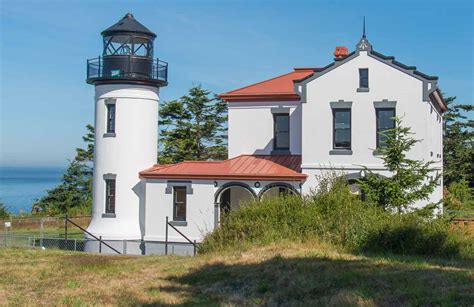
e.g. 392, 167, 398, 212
333, 109, 351, 149
376, 108, 396, 148
105, 179, 116, 214
273, 114, 290, 151
173, 187, 187, 221
106, 103, 116, 134
359, 68, 369, 88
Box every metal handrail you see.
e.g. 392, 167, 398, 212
86, 56, 168, 82
65, 215, 121, 254
165, 216, 199, 256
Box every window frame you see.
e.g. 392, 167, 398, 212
106, 103, 116, 134
332, 108, 352, 150
173, 186, 187, 222
376, 107, 396, 149
273, 113, 290, 151
359, 68, 369, 89
105, 178, 116, 214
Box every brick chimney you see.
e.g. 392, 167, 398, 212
334, 46, 349, 60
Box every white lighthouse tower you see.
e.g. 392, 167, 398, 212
85, 13, 168, 253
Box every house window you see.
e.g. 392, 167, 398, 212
359, 68, 369, 88
105, 179, 116, 214
106, 103, 116, 134
376, 108, 396, 148
333, 109, 351, 149
273, 114, 290, 150
173, 187, 187, 221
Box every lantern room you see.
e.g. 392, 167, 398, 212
86, 13, 168, 87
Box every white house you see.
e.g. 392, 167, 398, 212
84, 14, 446, 255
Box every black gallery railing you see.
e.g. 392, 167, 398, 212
87, 56, 168, 83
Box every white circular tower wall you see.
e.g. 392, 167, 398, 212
86, 84, 159, 241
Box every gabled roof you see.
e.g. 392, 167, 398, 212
293, 36, 446, 111
140, 155, 306, 181
219, 68, 317, 102
220, 37, 446, 112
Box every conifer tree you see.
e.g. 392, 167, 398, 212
158, 86, 228, 164
442, 96, 473, 187
358, 117, 441, 212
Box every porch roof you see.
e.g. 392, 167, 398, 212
139, 155, 306, 181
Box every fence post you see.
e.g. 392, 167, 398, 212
64, 214, 67, 242
99, 236, 102, 253
40, 218, 44, 249
165, 216, 168, 255
4, 223, 7, 248
193, 240, 196, 256
74, 239, 77, 251
64, 214, 68, 249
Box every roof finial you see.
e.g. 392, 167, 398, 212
362, 16, 366, 38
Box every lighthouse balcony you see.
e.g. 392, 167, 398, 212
86, 56, 168, 86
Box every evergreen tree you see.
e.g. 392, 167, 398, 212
0, 201, 10, 219
358, 117, 441, 212
442, 96, 473, 187
33, 125, 94, 215
158, 86, 227, 164
75, 124, 95, 162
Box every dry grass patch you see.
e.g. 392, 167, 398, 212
0, 242, 473, 306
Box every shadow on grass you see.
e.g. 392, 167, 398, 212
138, 253, 474, 306
358, 224, 473, 261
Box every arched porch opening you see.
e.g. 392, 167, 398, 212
342, 172, 364, 196
341, 171, 386, 197
214, 182, 257, 226
258, 182, 299, 200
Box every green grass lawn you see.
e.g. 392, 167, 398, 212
0, 241, 473, 305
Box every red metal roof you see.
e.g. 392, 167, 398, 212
219, 68, 317, 102
140, 155, 306, 181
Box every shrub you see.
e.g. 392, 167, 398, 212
201, 174, 473, 259
358, 213, 471, 257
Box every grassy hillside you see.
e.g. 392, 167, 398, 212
1, 242, 473, 306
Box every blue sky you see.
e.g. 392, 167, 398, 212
0, 0, 472, 167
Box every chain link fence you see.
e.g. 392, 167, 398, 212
0, 216, 91, 238
0, 234, 86, 251
0, 216, 92, 252
0, 216, 198, 256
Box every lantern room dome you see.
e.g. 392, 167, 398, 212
101, 13, 156, 38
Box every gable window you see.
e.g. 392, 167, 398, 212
105, 179, 116, 214
106, 103, 116, 134
333, 109, 351, 149
376, 108, 396, 148
273, 113, 290, 151
173, 186, 187, 221
359, 68, 369, 89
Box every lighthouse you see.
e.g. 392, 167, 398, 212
85, 13, 168, 253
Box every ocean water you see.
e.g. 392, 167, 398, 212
0, 167, 64, 214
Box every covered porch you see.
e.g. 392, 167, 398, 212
139, 154, 306, 245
